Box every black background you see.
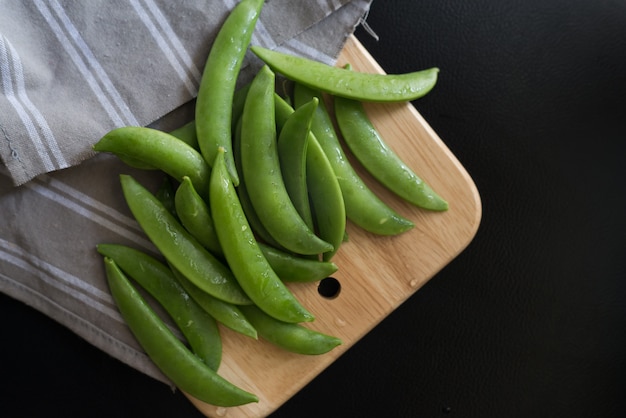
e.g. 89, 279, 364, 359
2, 1, 626, 417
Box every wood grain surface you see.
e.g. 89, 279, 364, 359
188, 34, 482, 417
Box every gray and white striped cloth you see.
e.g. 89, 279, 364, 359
0, 0, 372, 385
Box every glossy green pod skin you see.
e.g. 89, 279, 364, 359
94, 126, 211, 199
96, 244, 222, 370
276, 97, 318, 231
240, 66, 333, 255
169, 264, 258, 340
251, 45, 438, 103
258, 243, 338, 283
209, 148, 314, 323
293, 84, 414, 236
333, 87, 448, 211
175, 176, 223, 257
273, 94, 346, 260
154, 175, 178, 218
119, 174, 251, 305
103, 257, 258, 406
169, 120, 199, 150
195, 0, 265, 186
232, 115, 285, 250
239, 305, 341, 355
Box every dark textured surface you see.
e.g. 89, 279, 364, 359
3, 1, 626, 417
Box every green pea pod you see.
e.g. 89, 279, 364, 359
274, 94, 347, 260
103, 257, 258, 406
233, 115, 285, 250
210, 147, 314, 323
169, 264, 258, 340
94, 126, 211, 199
251, 45, 438, 103
119, 174, 251, 305
175, 176, 223, 257
333, 71, 448, 211
239, 305, 341, 355
169, 120, 199, 150
277, 97, 317, 231
258, 243, 338, 283
241, 65, 333, 255
96, 244, 222, 370
293, 83, 414, 236
196, 0, 264, 186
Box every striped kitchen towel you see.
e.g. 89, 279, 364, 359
0, 0, 372, 386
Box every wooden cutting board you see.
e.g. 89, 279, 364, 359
186, 34, 482, 417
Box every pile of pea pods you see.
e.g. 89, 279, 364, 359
93, 0, 448, 407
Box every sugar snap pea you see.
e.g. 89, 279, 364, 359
210, 147, 314, 323
103, 257, 258, 406
232, 115, 285, 250
94, 126, 211, 199
274, 94, 346, 260
277, 97, 317, 232
258, 243, 338, 283
239, 305, 341, 355
334, 66, 448, 211
251, 45, 438, 103
293, 83, 414, 236
169, 264, 258, 340
195, 0, 264, 186
241, 65, 333, 255
155, 175, 178, 218
175, 176, 222, 257
119, 174, 251, 305
97, 244, 222, 370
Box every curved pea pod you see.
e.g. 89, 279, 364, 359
175, 176, 223, 257
333, 76, 448, 211
232, 115, 285, 250
169, 264, 258, 340
210, 147, 314, 323
240, 305, 342, 355
293, 83, 414, 236
251, 45, 438, 103
96, 244, 222, 370
274, 94, 346, 260
258, 243, 338, 283
119, 174, 251, 306
103, 257, 258, 406
276, 97, 317, 231
240, 65, 333, 255
94, 126, 211, 199
196, 0, 264, 186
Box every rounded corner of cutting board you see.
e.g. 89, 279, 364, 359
188, 35, 482, 418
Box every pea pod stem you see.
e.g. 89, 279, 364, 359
210, 147, 314, 323
103, 257, 258, 406
119, 174, 251, 305
196, 0, 264, 186
251, 45, 438, 103
97, 244, 222, 370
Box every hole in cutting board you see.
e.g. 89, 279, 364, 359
317, 277, 341, 299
